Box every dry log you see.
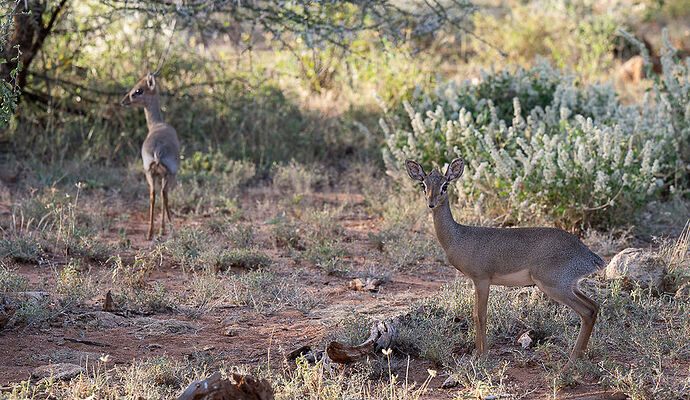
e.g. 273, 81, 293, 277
176, 372, 274, 400
286, 345, 312, 360
326, 320, 397, 363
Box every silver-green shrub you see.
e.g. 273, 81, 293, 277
654, 30, 690, 175
382, 56, 683, 227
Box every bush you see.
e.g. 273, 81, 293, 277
472, 1, 619, 81
212, 248, 272, 272
55, 259, 97, 308
227, 269, 318, 315
110, 252, 172, 313
653, 30, 690, 180
382, 58, 680, 228
176, 151, 255, 215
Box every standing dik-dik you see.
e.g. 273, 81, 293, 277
121, 73, 180, 240
405, 158, 605, 362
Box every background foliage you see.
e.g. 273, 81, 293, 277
0, 0, 689, 225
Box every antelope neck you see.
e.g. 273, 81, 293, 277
143, 96, 164, 130
431, 196, 461, 251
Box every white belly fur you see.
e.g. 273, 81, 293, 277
491, 269, 534, 286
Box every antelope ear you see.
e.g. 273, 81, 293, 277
445, 158, 465, 181
405, 159, 425, 181
146, 73, 156, 90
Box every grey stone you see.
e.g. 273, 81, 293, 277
605, 248, 666, 292
31, 363, 84, 381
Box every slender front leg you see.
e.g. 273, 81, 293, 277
147, 183, 155, 240
473, 279, 490, 355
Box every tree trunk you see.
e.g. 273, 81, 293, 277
0, 0, 69, 101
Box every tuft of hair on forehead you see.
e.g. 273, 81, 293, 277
431, 166, 442, 175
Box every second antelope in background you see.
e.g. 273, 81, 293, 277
405, 158, 605, 364
121, 73, 180, 240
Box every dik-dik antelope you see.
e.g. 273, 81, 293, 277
405, 158, 605, 363
121, 73, 180, 240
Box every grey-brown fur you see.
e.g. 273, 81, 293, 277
121, 73, 180, 240
405, 158, 605, 362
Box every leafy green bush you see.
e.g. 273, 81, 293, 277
382, 59, 680, 227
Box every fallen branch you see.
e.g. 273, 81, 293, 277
326, 319, 397, 363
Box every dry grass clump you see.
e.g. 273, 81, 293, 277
54, 259, 98, 309
109, 252, 172, 313
1, 190, 114, 264
227, 269, 319, 315
657, 220, 690, 294
271, 161, 325, 195
212, 248, 272, 272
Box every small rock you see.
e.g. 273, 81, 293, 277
517, 332, 533, 349
605, 248, 667, 292
35, 349, 101, 364
73, 311, 128, 330
31, 363, 84, 382
147, 343, 163, 350
441, 375, 458, 389
133, 317, 197, 339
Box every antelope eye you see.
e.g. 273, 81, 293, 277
134, 88, 144, 96
441, 182, 448, 192
419, 182, 425, 191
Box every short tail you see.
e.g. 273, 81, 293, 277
150, 150, 170, 175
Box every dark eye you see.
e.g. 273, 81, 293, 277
134, 88, 143, 96
441, 183, 448, 192
419, 183, 425, 191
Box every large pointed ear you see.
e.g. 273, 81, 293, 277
445, 158, 465, 181
405, 159, 425, 181
146, 73, 156, 90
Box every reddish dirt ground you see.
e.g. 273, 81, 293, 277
0, 188, 629, 399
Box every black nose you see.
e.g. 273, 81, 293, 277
428, 204, 434, 208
